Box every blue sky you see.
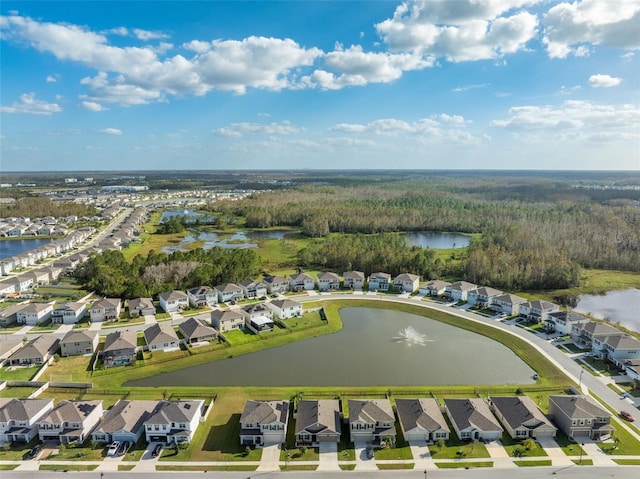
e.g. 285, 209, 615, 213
1, 0, 639, 171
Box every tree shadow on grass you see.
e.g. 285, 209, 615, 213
203, 413, 246, 456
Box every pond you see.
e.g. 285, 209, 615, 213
125, 307, 535, 387
574, 289, 640, 333
404, 232, 470, 249
162, 230, 291, 253
159, 209, 216, 223
0, 238, 53, 259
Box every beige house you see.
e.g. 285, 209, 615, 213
90, 298, 121, 322
144, 323, 180, 352
7, 335, 59, 366
211, 309, 245, 333
239, 400, 289, 446
317, 272, 340, 291
60, 330, 99, 357
395, 398, 450, 443
128, 297, 156, 317
343, 271, 365, 290
393, 273, 420, 293
348, 399, 396, 445
295, 399, 341, 446
548, 395, 614, 440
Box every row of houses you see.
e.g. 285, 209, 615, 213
0, 397, 204, 446
240, 393, 612, 448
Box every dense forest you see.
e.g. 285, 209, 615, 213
0, 196, 98, 219
209, 178, 640, 290
74, 248, 261, 299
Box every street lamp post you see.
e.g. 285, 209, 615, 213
423, 469, 427, 479
579, 369, 584, 389
579, 443, 585, 465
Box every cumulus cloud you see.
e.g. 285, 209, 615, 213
491, 100, 640, 142
0, 92, 62, 115
375, 0, 540, 62
132, 28, 169, 41
96, 128, 122, 135
82, 100, 108, 111
212, 121, 303, 137
542, 0, 640, 58
588, 74, 622, 87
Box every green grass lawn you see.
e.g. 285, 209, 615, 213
554, 430, 586, 456
0, 438, 39, 460
582, 357, 617, 376
44, 443, 105, 461
0, 365, 39, 381
0, 387, 37, 398
613, 459, 640, 465
39, 464, 98, 471
280, 465, 318, 471
500, 435, 548, 457
377, 463, 414, 469
514, 459, 552, 467
118, 465, 136, 471
615, 382, 640, 397
157, 465, 257, 471
435, 461, 493, 468
0, 465, 18, 470
338, 441, 355, 461
598, 419, 640, 455
572, 459, 593, 465
560, 343, 588, 354
428, 433, 490, 460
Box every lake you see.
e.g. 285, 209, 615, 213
574, 289, 640, 333
404, 232, 470, 249
159, 209, 216, 223
162, 230, 291, 253
125, 307, 535, 387
0, 238, 53, 259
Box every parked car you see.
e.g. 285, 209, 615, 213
260, 296, 267, 300
24, 445, 41, 460
116, 441, 130, 456
620, 410, 635, 422
152, 443, 163, 457
107, 441, 120, 457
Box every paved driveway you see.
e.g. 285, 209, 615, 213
353, 441, 376, 471
537, 437, 573, 466
408, 440, 434, 469
317, 441, 340, 471
256, 443, 281, 472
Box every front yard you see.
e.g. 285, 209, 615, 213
500, 435, 547, 458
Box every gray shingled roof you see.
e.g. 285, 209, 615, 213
264, 276, 288, 285
187, 286, 215, 296
179, 317, 217, 340
444, 398, 503, 432
0, 398, 53, 422
9, 335, 59, 361
295, 399, 341, 436
395, 273, 419, 282
61, 329, 98, 345
317, 272, 339, 281
603, 335, 640, 349
93, 400, 158, 436
128, 297, 155, 311
240, 400, 289, 425
549, 395, 611, 420
91, 297, 121, 309
489, 396, 556, 432
103, 330, 137, 353
211, 309, 243, 322
159, 290, 188, 301
144, 323, 179, 346
395, 398, 449, 434
214, 283, 242, 293
348, 399, 394, 423
447, 281, 477, 291
471, 286, 503, 297
574, 322, 624, 337
492, 293, 527, 305
39, 400, 102, 424
270, 299, 301, 309
343, 271, 365, 280
145, 400, 202, 425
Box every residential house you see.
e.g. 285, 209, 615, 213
128, 297, 156, 318
571, 322, 625, 350
269, 298, 302, 319
624, 359, 640, 382
444, 281, 477, 302
16, 302, 54, 326
51, 301, 87, 325
102, 330, 138, 368
519, 300, 560, 323
0, 279, 19, 297
264, 275, 290, 294
596, 335, 640, 367
89, 298, 121, 322
289, 272, 315, 291
158, 290, 188, 313
91, 400, 158, 444
144, 323, 180, 352
211, 309, 245, 333
239, 279, 268, 299
0, 338, 23, 365
395, 398, 450, 443
25, 270, 50, 287
7, 335, 59, 366
548, 395, 614, 440
467, 287, 503, 308
343, 271, 365, 290
14, 274, 34, 292
368, 272, 392, 292
0, 303, 27, 327
239, 400, 289, 446
144, 400, 204, 444
187, 286, 218, 307
0, 398, 54, 445
295, 400, 341, 446
179, 317, 218, 345
393, 273, 420, 293
317, 272, 340, 292
545, 311, 590, 335
444, 398, 503, 441
490, 293, 528, 316
488, 396, 557, 440
37, 400, 103, 444
246, 316, 274, 334
60, 330, 99, 357
214, 283, 244, 303
348, 399, 396, 445
242, 303, 274, 321
419, 280, 451, 297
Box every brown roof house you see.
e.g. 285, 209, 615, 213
489, 396, 557, 440
7, 335, 59, 366
295, 399, 341, 446
37, 400, 103, 444
240, 400, 289, 446
348, 399, 396, 445
395, 398, 450, 443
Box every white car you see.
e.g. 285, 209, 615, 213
107, 441, 120, 457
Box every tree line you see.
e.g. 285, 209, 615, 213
0, 196, 98, 219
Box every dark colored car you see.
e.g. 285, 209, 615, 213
25, 445, 41, 460
151, 444, 163, 457
620, 410, 635, 422
260, 296, 267, 300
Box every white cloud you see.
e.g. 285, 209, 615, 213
491, 100, 640, 143
132, 28, 169, 41
82, 100, 108, 111
543, 0, 640, 58
588, 74, 622, 87
45, 75, 57, 83
212, 121, 303, 137
452, 83, 490, 92
0, 92, 62, 114
106, 27, 128, 36
375, 0, 540, 62
96, 128, 122, 135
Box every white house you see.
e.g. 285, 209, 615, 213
368, 272, 392, 291
37, 400, 103, 444
214, 283, 244, 303
239, 279, 268, 299
444, 281, 477, 302
595, 335, 640, 367
289, 272, 315, 291
393, 273, 420, 293
16, 302, 54, 325
144, 400, 204, 445
239, 400, 289, 446
317, 272, 340, 292
489, 396, 557, 440
0, 398, 54, 445
519, 300, 560, 323
51, 301, 87, 325
467, 287, 503, 308
348, 399, 396, 445
343, 271, 365, 290
90, 297, 122, 322
490, 293, 528, 315
269, 298, 303, 319
158, 290, 188, 313
187, 286, 218, 307
419, 280, 451, 297
395, 398, 450, 443
144, 323, 180, 352
545, 311, 589, 335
